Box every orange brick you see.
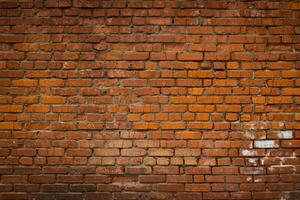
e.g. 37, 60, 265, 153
282, 88, 300, 96
148, 149, 173, 156
189, 105, 214, 112
188, 122, 213, 130
94, 149, 119, 156
129, 105, 160, 113
178, 53, 203, 61
12, 79, 37, 87
216, 105, 241, 112
40, 96, 66, 104
0, 122, 22, 130
161, 122, 186, 130
121, 148, 146, 156
40, 79, 64, 87
0, 105, 22, 112
175, 149, 201, 156
188, 70, 214, 78
133, 123, 158, 130
170, 96, 196, 104
27, 105, 50, 113
66, 79, 92, 87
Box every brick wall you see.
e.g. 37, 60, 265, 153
0, 1, 299, 200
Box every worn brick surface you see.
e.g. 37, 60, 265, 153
0, 1, 300, 200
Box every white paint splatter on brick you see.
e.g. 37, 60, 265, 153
258, 122, 269, 130
278, 122, 285, 129
249, 123, 256, 130
278, 131, 293, 139
63, 62, 67, 68
260, 151, 271, 165
241, 150, 255, 156
270, 165, 294, 168
248, 158, 258, 166
254, 178, 263, 182
260, 158, 266, 165
244, 132, 253, 139
254, 140, 278, 148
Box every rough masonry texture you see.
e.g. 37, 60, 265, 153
0, 1, 299, 200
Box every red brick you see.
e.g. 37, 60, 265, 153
212, 167, 239, 175
129, 105, 160, 113
240, 183, 265, 191
2, 175, 27, 183
0, 2, 299, 198
0, 52, 24, 60
67, 43, 93, 51
175, 149, 201, 156
147, 17, 172, 25
149, 79, 175, 87
38, 148, 64, 157
139, 175, 165, 183
27, 105, 50, 113
125, 166, 151, 175
57, 175, 83, 183
185, 167, 211, 174
191, 44, 216, 51
187, 26, 213, 34
205, 53, 230, 60
185, 184, 211, 192
66, 79, 92, 87
153, 166, 179, 174
30, 175, 55, 184
166, 175, 192, 183
123, 53, 149, 60
281, 140, 300, 148
66, 149, 92, 157
42, 184, 68, 192
203, 149, 228, 157
85, 175, 110, 183
153, 184, 184, 192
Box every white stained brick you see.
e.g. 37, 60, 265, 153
254, 140, 278, 148
278, 131, 293, 139
241, 150, 255, 156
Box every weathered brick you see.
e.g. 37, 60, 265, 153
139, 175, 165, 183
0, 2, 299, 198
